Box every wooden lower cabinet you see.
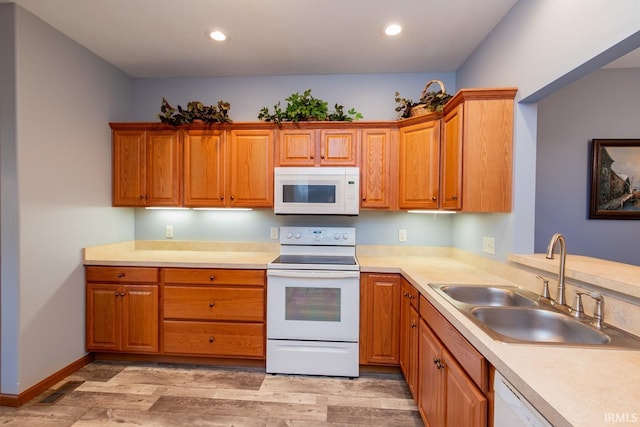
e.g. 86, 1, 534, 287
161, 268, 266, 359
400, 279, 419, 398
418, 296, 487, 427
359, 273, 401, 365
86, 266, 159, 353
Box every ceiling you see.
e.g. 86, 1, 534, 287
2, 0, 638, 78
3, 0, 523, 78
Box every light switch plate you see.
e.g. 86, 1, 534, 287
270, 227, 279, 240
398, 229, 407, 242
165, 225, 174, 239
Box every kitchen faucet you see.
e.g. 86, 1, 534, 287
546, 233, 568, 307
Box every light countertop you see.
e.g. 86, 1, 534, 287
83, 241, 640, 427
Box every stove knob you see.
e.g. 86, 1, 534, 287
334, 233, 341, 240
343, 233, 350, 240
294, 233, 301, 239
286, 232, 293, 239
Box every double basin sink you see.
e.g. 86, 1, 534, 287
429, 283, 640, 349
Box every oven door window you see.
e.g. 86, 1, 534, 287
285, 287, 340, 322
282, 184, 336, 204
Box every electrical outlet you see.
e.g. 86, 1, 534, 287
398, 229, 407, 242
483, 236, 495, 254
165, 225, 174, 239
270, 227, 279, 240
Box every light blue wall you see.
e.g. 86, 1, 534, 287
536, 68, 640, 266
454, 0, 640, 261
134, 209, 453, 247
1, 5, 135, 394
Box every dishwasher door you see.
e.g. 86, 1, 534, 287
494, 371, 552, 427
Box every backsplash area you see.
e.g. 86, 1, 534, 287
134, 208, 454, 246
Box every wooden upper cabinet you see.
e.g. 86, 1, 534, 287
276, 126, 358, 166
278, 129, 316, 166
361, 128, 394, 209
228, 129, 274, 207
442, 88, 517, 212
319, 129, 358, 165
183, 130, 225, 207
112, 126, 181, 207
398, 119, 441, 209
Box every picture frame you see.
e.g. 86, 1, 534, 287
590, 139, 640, 219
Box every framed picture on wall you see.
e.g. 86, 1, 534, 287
590, 139, 640, 219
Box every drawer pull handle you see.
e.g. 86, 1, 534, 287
208, 337, 215, 343
209, 275, 216, 281
117, 272, 125, 278
433, 358, 445, 369
209, 301, 215, 308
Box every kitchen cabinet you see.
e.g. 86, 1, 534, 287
111, 126, 181, 207
400, 279, 419, 399
418, 295, 488, 427
162, 268, 266, 359
85, 266, 159, 353
182, 129, 225, 207
276, 127, 359, 166
359, 273, 401, 365
398, 118, 441, 209
441, 88, 517, 212
360, 128, 395, 209
227, 129, 274, 207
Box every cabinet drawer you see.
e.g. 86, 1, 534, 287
163, 320, 264, 358
164, 286, 264, 321
162, 268, 265, 286
86, 266, 158, 283
419, 295, 488, 392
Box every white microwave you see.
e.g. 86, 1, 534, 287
274, 167, 360, 215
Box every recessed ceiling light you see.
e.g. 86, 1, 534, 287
384, 23, 402, 36
209, 30, 227, 41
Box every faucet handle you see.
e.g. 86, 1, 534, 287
572, 291, 587, 318
588, 292, 605, 329
536, 275, 551, 299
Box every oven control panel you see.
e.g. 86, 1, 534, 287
280, 226, 356, 246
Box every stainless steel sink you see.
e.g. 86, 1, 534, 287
438, 285, 537, 307
471, 307, 610, 345
429, 283, 640, 349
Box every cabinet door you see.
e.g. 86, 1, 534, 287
398, 120, 441, 209
360, 274, 401, 365
443, 347, 487, 427
277, 129, 316, 166
319, 129, 358, 165
228, 129, 274, 207
183, 130, 225, 207
146, 130, 181, 206
361, 129, 393, 209
441, 104, 463, 210
112, 130, 146, 206
418, 319, 445, 427
86, 284, 121, 351
121, 284, 159, 353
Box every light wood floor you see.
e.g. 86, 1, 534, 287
0, 361, 423, 426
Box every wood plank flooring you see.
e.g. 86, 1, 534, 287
0, 361, 423, 426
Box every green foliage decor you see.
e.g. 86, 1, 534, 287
394, 80, 453, 119
158, 98, 232, 126
258, 89, 363, 125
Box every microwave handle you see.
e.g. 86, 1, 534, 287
267, 270, 360, 280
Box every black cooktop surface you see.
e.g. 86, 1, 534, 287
271, 255, 357, 265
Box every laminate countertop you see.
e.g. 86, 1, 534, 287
84, 241, 640, 427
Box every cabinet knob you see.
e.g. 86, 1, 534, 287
230, 196, 235, 200
411, 322, 417, 328
403, 292, 408, 297
208, 337, 215, 343
209, 301, 215, 308
321, 154, 325, 159
220, 195, 224, 200
310, 155, 314, 159
362, 196, 366, 201
432, 196, 437, 201
139, 195, 145, 199
433, 357, 445, 369
209, 275, 215, 281
117, 272, 125, 278
452, 195, 458, 200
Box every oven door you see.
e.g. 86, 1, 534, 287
267, 269, 360, 342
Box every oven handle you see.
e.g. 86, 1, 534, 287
267, 270, 360, 280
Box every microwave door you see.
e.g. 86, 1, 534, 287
275, 177, 345, 214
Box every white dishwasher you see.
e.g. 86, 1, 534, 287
494, 371, 553, 427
